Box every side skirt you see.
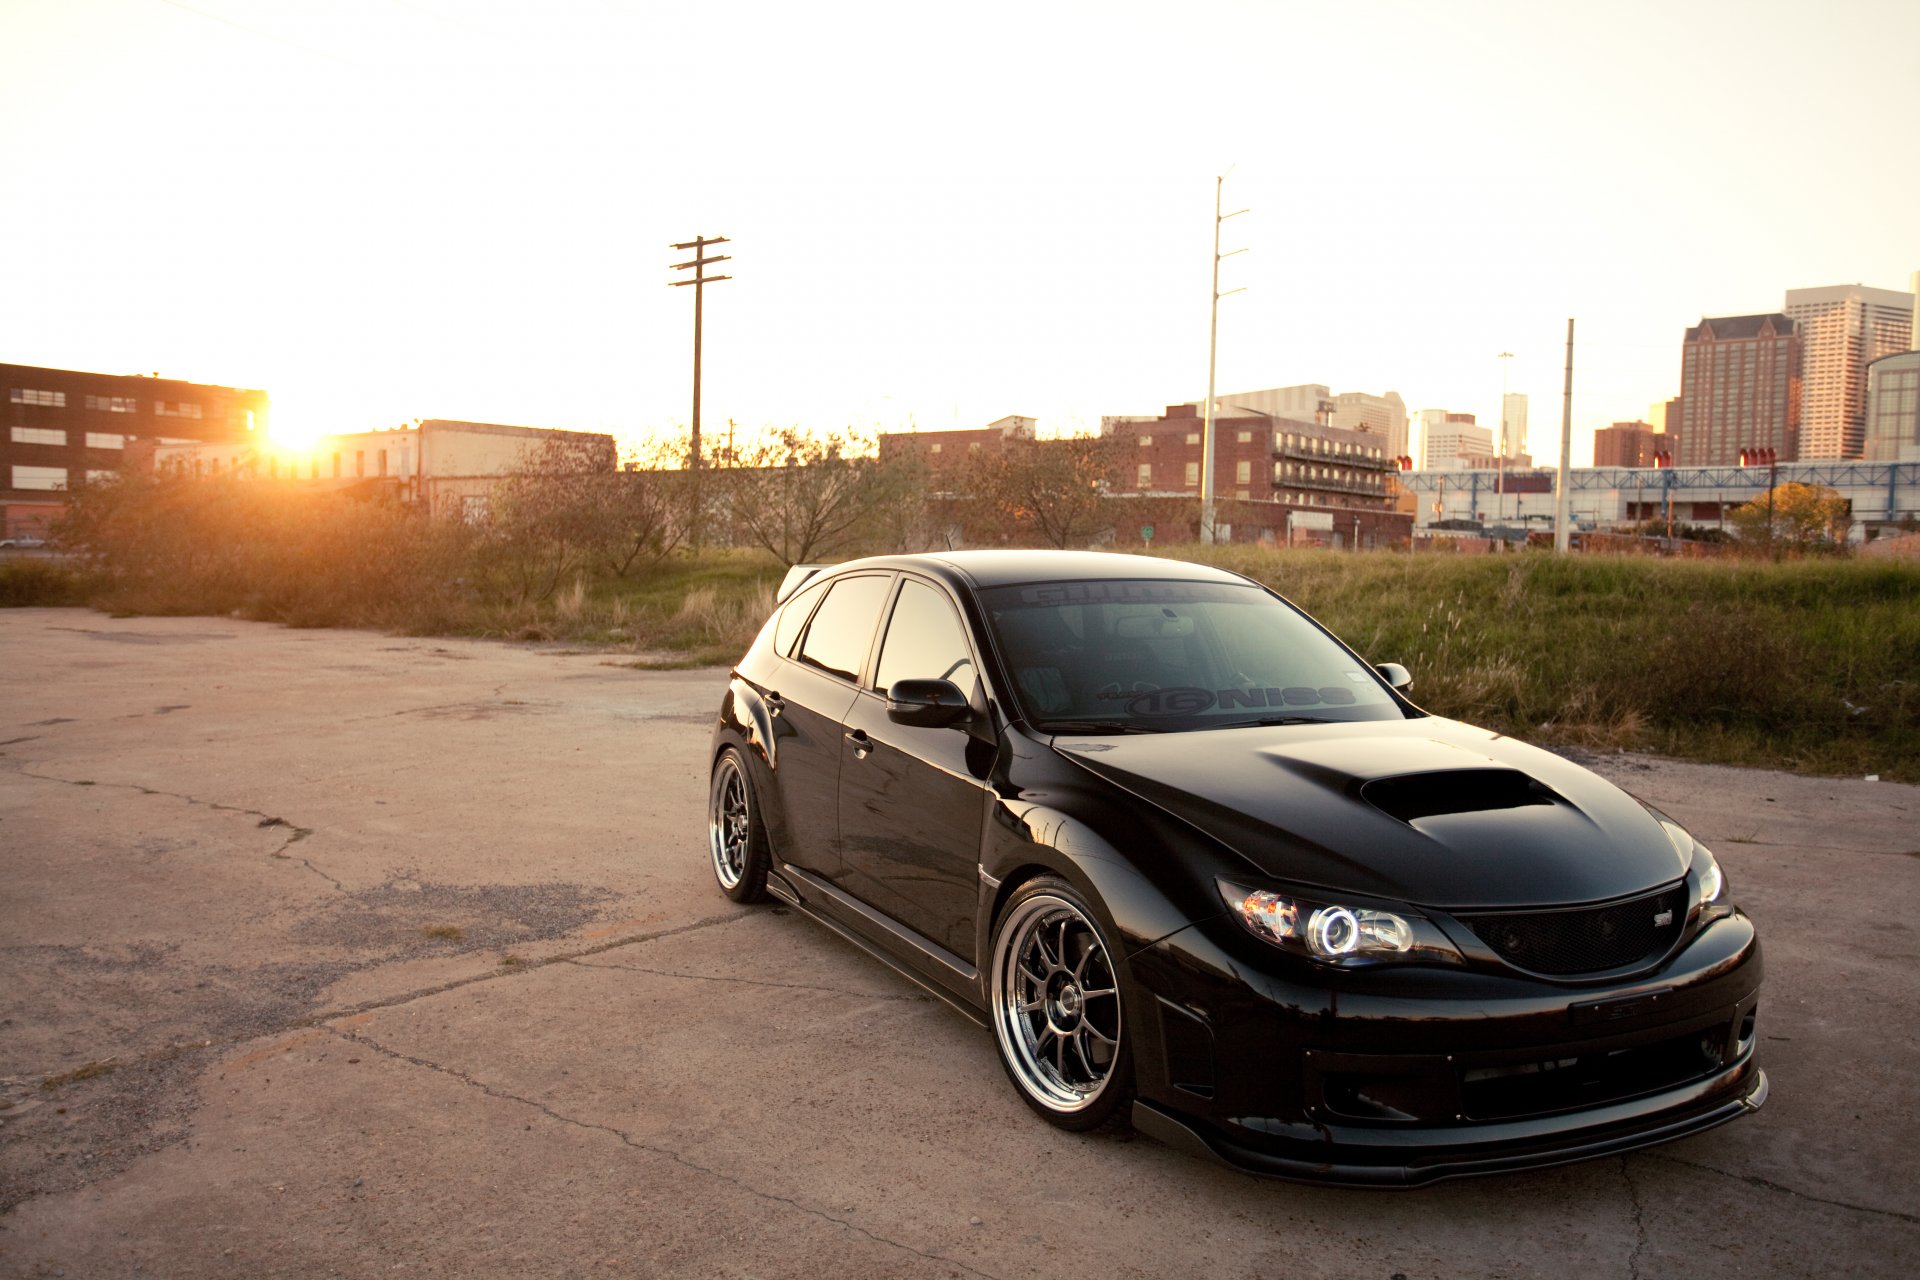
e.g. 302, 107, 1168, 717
768, 865, 988, 1029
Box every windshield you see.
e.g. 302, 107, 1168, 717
980, 578, 1406, 731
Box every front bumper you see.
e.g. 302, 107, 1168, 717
1129, 910, 1766, 1186
1134, 1062, 1766, 1188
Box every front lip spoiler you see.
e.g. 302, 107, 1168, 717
1132, 1068, 1769, 1189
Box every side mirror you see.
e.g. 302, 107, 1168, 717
886, 678, 973, 728
1375, 662, 1413, 692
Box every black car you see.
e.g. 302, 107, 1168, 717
706, 550, 1764, 1186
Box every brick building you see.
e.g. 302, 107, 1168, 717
1592, 421, 1664, 468
1675, 315, 1801, 467
2, 362, 267, 537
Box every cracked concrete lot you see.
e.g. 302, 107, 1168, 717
1, 607, 1916, 1279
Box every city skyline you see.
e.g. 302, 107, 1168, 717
2, 0, 1916, 465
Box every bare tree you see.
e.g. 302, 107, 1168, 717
484, 434, 616, 602
956, 433, 1117, 548
716, 427, 923, 567
601, 441, 687, 577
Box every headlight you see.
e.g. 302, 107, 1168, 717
1217, 881, 1454, 966
1657, 813, 1728, 907
1694, 845, 1726, 905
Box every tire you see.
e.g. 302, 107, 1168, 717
708, 746, 771, 903
988, 875, 1134, 1131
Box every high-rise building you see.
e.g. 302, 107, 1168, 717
1417, 411, 1492, 470
1195, 385, 1332, 423
1328, 391, 1409, 461
1675, 315, 1801, 467
1500, 393, 1529, 458
1865, 351, 1920, 462
1783, 283, 1914, 459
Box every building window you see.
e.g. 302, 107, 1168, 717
87, 469, 115, 484
968, 441, 981, 452
210, 457, 221, 475
1235, 460, 1251, 484
929, 442, 942, 454
10, 427, 66, 446
1138, 434, 1152, 447
1237, 430, 1252, 443
85, 432, 125, 450
246, 410, 256, 432
355, 451, 365, 477
1137, 462, 1152, 487
11, 465, 67, 490
1185, 432, 1199, 445
83, 395, 136, 413
9, 388, 66, 407
378, 450, 388, 477
1185, 461, 1199, 486
154, 401, 203, 419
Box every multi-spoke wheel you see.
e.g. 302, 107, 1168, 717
989, 876, 1133, 1130
708, 747, 770, 903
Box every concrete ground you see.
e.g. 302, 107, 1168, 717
0, 607, 1915, 1279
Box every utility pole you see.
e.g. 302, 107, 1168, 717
670, 234, 732, 546
1200, 172, 1247, 545
1553, 320, 1575, 554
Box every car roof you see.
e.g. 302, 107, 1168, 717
813, 549, 1251, 592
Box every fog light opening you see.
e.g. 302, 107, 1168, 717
1738, 1006, 1758, 1054
1698, 1031, 1728, 1069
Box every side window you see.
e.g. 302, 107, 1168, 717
795, 575, 892, 682
773, 579, 828, 656
873, 579, 977, 693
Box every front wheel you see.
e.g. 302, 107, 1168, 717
988, 876, 1133, 1131
708, 747, 770, 903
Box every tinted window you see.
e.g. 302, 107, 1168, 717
873, 579, 977, 693
773, 579, 828, 656
796, 575, 892, 682
981, 578, 1404, 728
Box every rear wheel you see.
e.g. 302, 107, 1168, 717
989, 876, 1133, 1130
708, 747, 770, 903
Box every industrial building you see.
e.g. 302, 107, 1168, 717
153, 420, 615, 518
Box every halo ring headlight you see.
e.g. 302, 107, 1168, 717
1307, 906, 1360, 956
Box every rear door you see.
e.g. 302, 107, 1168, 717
764, 571, 894, 878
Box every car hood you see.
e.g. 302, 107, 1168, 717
1049, 717, 1685, 910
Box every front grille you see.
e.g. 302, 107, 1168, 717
1459, 885, 1684, 975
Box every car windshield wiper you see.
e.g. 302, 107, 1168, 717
1039, 719, 1170, 735
1193, 715, 1334, 730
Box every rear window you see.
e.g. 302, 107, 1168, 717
795, 574, 892, 682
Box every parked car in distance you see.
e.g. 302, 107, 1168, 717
705, 550, 1764, 1186
0, 535, 47, 548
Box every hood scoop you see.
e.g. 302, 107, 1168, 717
1362, 769, 1559, 825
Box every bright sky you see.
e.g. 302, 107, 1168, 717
3, 0, 1915, 464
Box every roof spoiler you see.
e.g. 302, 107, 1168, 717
775, 563, 831, 604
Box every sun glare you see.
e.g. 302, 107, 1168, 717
267, 405, 324, 451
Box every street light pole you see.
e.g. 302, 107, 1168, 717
1496, 351, 1513, 526
1200, 171, 1247, 545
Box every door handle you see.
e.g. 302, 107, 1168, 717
844, 729, 872, 759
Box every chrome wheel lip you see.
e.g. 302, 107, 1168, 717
709, 755, 749, 890
991, 892, 1121, 1114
